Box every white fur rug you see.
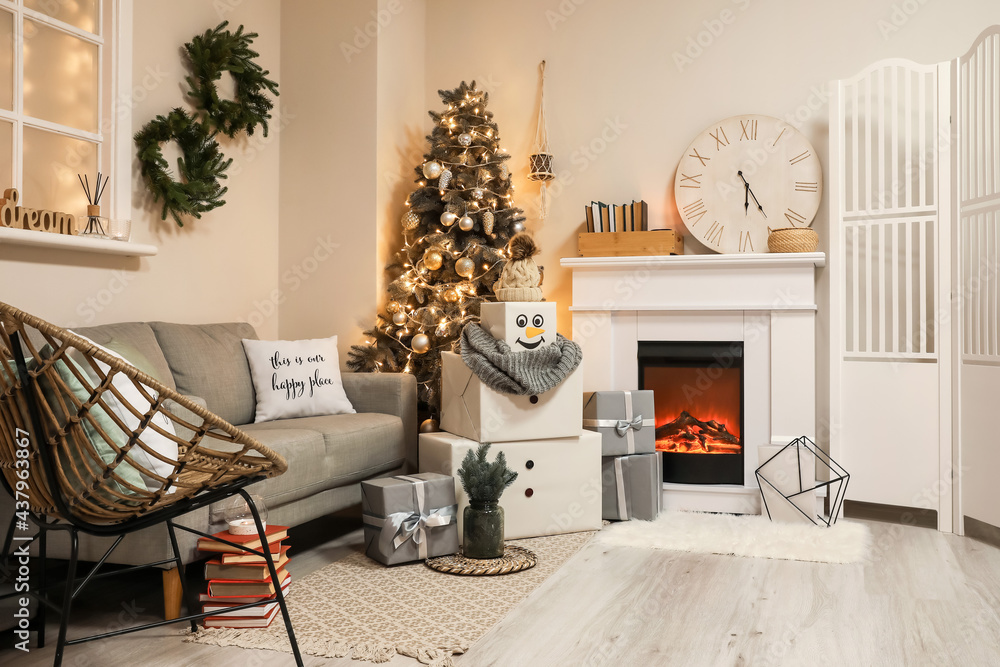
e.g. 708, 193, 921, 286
595, 511, 870, 564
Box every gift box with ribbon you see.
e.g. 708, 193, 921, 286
583, 391, 656, 456
601, 452, 663, 521
361, 473, 460, 565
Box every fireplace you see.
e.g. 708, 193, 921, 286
638, 341, 744, 485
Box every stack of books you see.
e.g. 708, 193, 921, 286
585, 200, 648, 233
197, 524, 291, 629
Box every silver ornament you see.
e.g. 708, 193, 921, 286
458, 133, 473, 147
422, 161, 443, 179
440, 211, 458, 226
482, 210, 494, 235
392, 311, 407, 326
401, 210, 420, 230
458, 215, 474, 231
411, 334, 430, 354
439, 169, 452, 189
512, 221, 525, 233
472, 188, 484, 200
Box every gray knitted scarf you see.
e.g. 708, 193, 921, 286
460, 323, 583, 396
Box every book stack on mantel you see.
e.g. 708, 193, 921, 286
197, 525, 291, 629
585, 200, 648, 233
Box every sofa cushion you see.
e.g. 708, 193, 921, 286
244, 413, 405, 483
149, 322, 258, 426
72, 322, 176, 390
233, 426, 332, 506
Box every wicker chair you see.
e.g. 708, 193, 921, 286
0, 302, 302, 666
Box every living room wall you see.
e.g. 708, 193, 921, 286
0, 0, 283, 338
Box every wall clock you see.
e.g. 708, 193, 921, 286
674, 114, 822, 253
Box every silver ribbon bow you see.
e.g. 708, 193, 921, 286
615, 414, 644, 437
384, 506, 455, 557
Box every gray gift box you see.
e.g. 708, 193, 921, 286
361, 472, 459, 565
583, 391, 656, 456
601, 452, 663, 521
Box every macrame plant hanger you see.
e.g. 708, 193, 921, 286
528, 60, 554, 221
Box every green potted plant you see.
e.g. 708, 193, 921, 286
457, 443, 517, 559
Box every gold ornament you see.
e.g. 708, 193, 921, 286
440, 211, 458, 226
482, 210, 495, 235
456, 257, 476, 278
412, 333, 430, 354
392, 311, 407, 326
443, 288, 459, 303
439, 169, 452, 189
387, 301, 401, 314
424, 249, 443, 270
458, 215, 474, 231
401, 210, 420, 230
512, 221, 525, 233
422, 161, 442, 179
419, 418, 440, 433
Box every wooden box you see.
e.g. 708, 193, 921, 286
578, 230, 683, 257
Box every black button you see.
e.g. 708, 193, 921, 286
525, 488, 534, 498
525, 460, 534, 469
529, 395, 539, 404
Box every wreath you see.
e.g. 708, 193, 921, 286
184, 21, 279, 138
134, 108, 232, 226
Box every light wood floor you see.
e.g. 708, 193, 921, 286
3, 516, 999, 666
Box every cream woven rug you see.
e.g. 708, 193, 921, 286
186, 531, 594, 665
595, 511, 870, 564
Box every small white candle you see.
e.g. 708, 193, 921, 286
227, 518, 265, 535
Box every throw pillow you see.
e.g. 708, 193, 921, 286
66, 333, 180, 493
242, 336, 355, 423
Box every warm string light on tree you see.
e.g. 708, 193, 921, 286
348, 81, 526, 413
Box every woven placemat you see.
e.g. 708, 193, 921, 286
426, 545, 537, 576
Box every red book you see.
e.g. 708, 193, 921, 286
197, 525, 289, 554
199, 574, 290, 604
204, 546, 290, 581
220, 539, 285, 564
203, 604, 280, 628
208, 567, 290, 598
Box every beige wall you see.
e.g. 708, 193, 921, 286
0, 0, 282, 338
422, 0, 1000, 339
278, 0, 379, 353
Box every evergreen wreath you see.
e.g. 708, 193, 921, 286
134, 108, 232, 226
184, 21, 279, 138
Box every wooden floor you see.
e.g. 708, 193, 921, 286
3, 516, 999, 666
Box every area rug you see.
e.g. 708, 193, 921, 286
186, 530, 594, 666
594, 511, 870, 564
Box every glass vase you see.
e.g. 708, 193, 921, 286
463, 500, 505, 559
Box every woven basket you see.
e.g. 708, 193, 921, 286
768, 227, 819, 253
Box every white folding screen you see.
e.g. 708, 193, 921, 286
830, 58, 954, 531
956, 28, 1000, 532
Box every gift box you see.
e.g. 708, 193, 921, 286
583, 391, 656, 456
479, 301, 558, 351
440, 351, 583, 442
601, 452, 663, 521
420, 430, 602, 541
361, 473, 459, 565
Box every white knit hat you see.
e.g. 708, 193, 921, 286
493, 233, 543, 302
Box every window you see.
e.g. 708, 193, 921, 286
0, 0, 130, 218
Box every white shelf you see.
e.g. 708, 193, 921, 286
560, 252, 826, 269
0, 227, 158, 258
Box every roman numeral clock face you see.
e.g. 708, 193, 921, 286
674, 115, 822, 253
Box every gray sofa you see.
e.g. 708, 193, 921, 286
0, 319, 415, 594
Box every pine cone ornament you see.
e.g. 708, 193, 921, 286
499, 163, 509, 179
482, 209, 494, 235
401, 210, 420, 230
439, 169, 452, 190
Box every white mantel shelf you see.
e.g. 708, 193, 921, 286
0, 227, 158, 258
560, 252, 826, 269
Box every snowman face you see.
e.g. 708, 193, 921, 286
514, 313, 546, 349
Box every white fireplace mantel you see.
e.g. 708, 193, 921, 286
561, 252, 826, 514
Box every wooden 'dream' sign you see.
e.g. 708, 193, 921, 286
0, 188, 78, 235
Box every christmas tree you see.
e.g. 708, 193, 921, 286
348, 81, 526, 414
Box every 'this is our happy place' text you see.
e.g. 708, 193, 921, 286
269, 351, 336, 400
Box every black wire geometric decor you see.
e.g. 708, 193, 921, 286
755, 435, 850, 527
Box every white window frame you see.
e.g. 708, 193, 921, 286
0, 0, 131, 219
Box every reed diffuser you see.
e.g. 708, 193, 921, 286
78, 172, 110, 238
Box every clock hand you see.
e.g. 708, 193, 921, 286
737, 171, 767, 218
744, 183, 749, 216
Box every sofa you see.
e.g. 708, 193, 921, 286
0, 319, 416, 614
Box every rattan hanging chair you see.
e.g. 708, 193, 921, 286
0, 301, 302, 666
